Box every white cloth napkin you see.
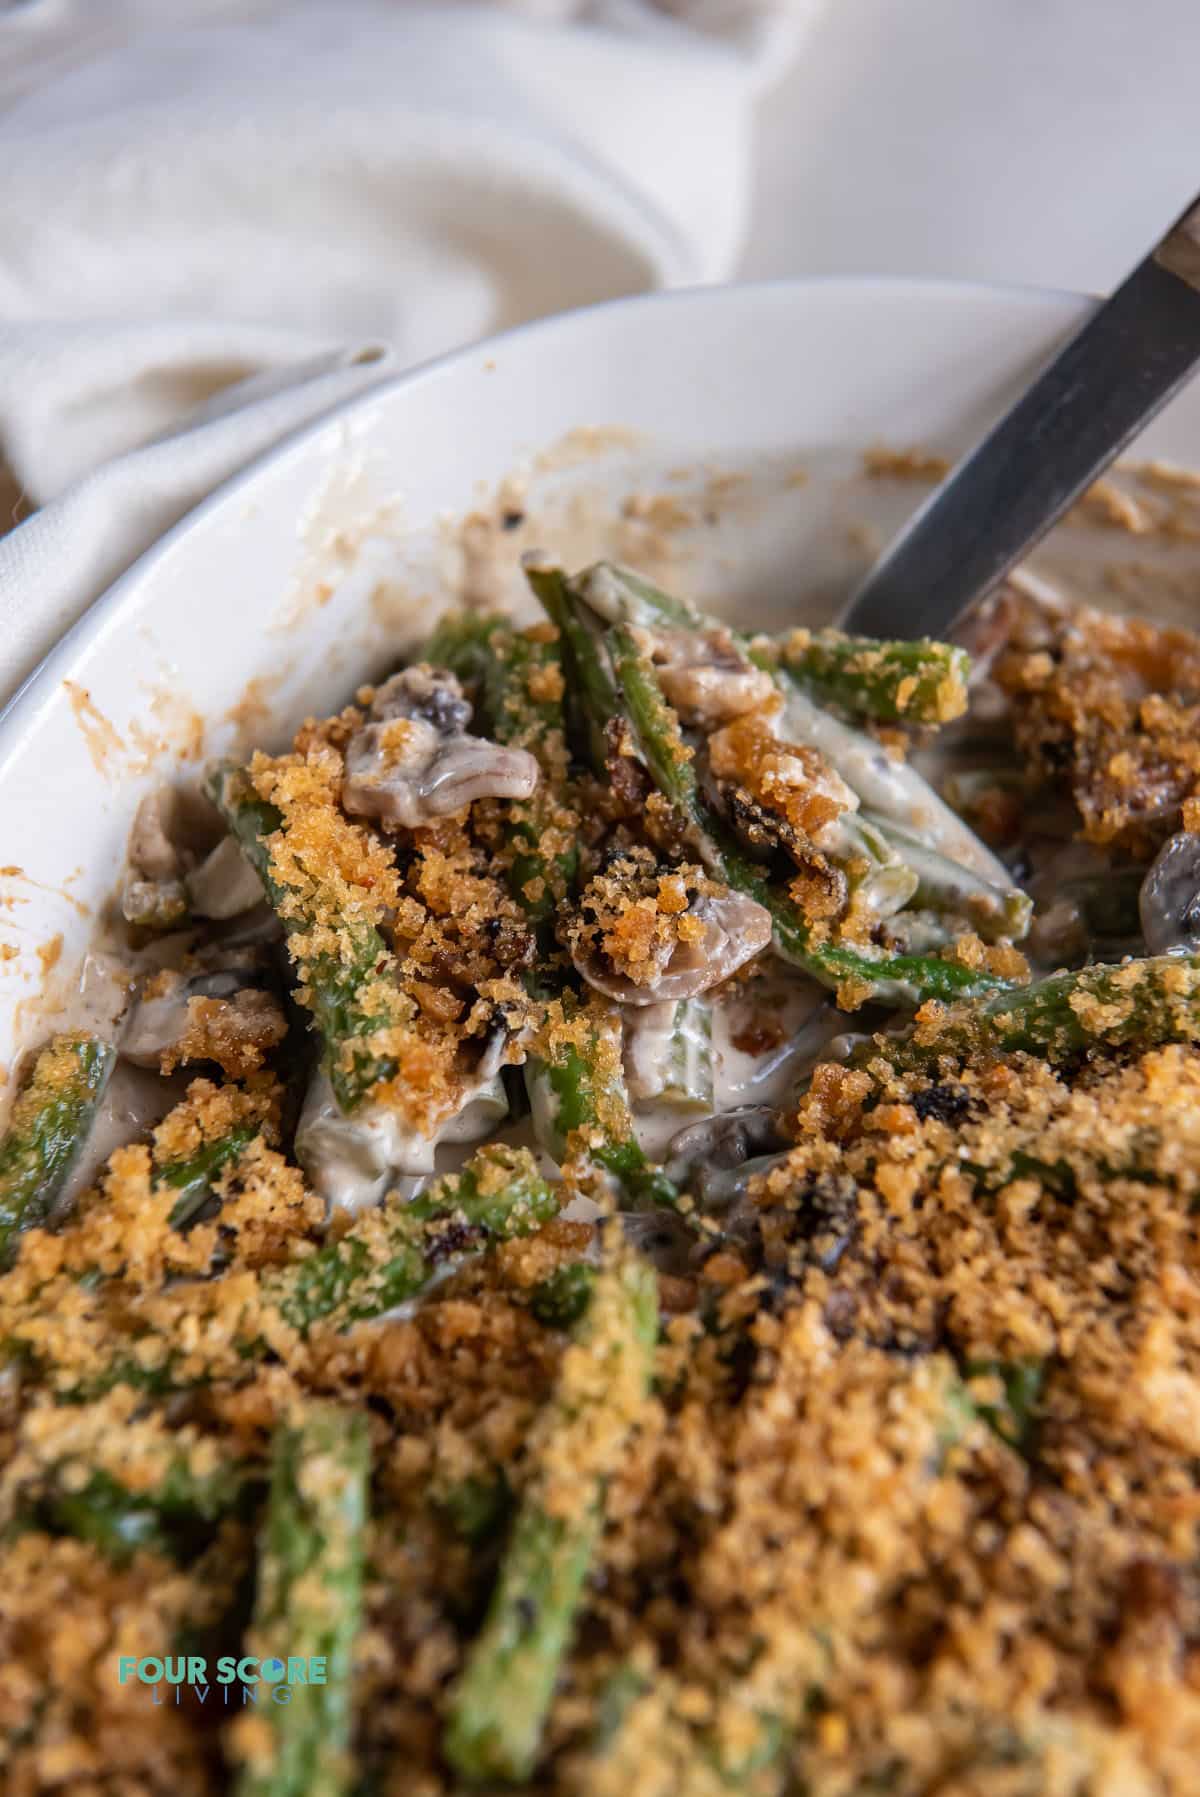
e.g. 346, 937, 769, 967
0, 0, 820, 706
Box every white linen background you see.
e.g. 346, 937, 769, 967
0, 0, 821, 704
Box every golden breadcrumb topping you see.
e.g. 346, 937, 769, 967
159, 992, 288, 1080
8, 581, 1200, 1797
995, 595, 1200, 854
566, 848, 723, 990
709, 711, 850, 845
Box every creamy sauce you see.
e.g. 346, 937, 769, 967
295, 1069, 510, 1215
631, 969, 835, 1160
62, 1062, 192, 1207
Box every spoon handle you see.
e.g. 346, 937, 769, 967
840, 192, 1200, 641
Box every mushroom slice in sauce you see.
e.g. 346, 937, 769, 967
341, 664, 539, 828
1139, 832, 1200, 953
121, 968, 287, 1076
648, 625, 777, 726
127, 789, 184, 883
666, 1105, 790, 1214
621, 1209, 697, 1277
567, 849, 771, 1006
295, 1068, 509, 1215
187, 835, 266, 920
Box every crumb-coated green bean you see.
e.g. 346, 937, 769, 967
574, 560, 1013, 888
851, 954, 1200, 1073
265, 1144, 558, 1336
963, 1359, 1044, 1458
526, 564, 622, 771
234, 1403, 368, 1797
529, 1018, 679, 1210
427, 609, 579, 932
45, 1146, 557, 1401
0, 1034, 115, 1261
444, 1251, 658, 1784
530, 1261, 596, 1329
771, 628, 971, 726
34, 1452, 256, 1563
608, 625, 1015, 1009
160, 1121, 262, 1229
205, 763, 395, 1114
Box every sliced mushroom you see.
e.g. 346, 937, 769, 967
579, 888, 770, 1005
666, 1105, 788, 1203
342, 665, 539, 829
295, 1068, 509, 1214
620, 1210, 697, 1278
121, 969, 286, 1076
1139, 832, 1200, 953
370, 664, 474, 732
568, 851, 772, 1006
186, 835, 266, 920
649, 626, 777, 727
127, 789, 183, 882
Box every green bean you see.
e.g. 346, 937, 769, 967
660, 998, 715, 1112
589, 1662, 650, 1754
234, 1404, 368, 1797
0, 1034, 116, 1261
772, 628, 970, 726
34, 1451, 255, 1562
862, 812, 1031, 942
49, 1146, 556, 1400
206, 763, 395, 1113
543, 568, 917, 927
421, 609, 503, 687
625, 998, 715, 1113
159, 1121, 261, 1229
529, 1013, 679, 1209
850, 954, 1200, 1073
264, 1144, 558, 1336
439, 611, 579, 933
526, 564, 622, 771
962, 1359, 1044, 1457
576, 1670, 785, 1796
575, 561, 1013, 887
432, 608, 670, 1208
608, 626, 1015, 1008
444, 1251, 658, 1784
530, 1261, 596, 1329
575, 561, 697, 632
122, 877, 189, 931
42, 1487, 170, 1560
833, 813, 920, 919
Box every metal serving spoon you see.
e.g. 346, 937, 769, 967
841, 189, 1200, 641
